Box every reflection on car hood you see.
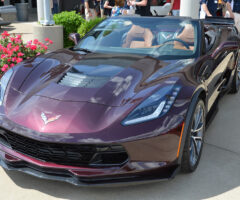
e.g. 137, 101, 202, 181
14, 49, 194, 107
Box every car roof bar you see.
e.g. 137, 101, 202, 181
203, 17, 234, 25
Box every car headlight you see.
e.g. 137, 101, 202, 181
0, 68, 13, 105
122, 85, 181, 126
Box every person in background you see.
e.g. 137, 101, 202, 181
50, 0, 59, 14
167, 0, 180, 16
128, 0, 151, 16
100, 0, 105, 17
104, 0, 115, 16
200, 0, 226, 18
111, 0, 125, 16
85, 0, 97, 21
226, 0, 240, 31
95, 0, 101, 16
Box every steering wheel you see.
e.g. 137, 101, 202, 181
161, 38, 190, 49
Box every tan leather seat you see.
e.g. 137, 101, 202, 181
174, 24, 195, 50
122, 25, 154, 48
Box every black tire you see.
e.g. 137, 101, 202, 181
181, 99, 206, 173
229, 67, 240, 94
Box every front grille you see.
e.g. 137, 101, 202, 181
0, 129, 128, 167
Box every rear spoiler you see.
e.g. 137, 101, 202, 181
202, 17, 234, 25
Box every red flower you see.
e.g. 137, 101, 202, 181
16, 35, 21, 39
45, 38, 50, 42
15, 39, 22, 44
10, 63, 15, 68
49, 40, 53, 44
16, 57, 23, 63
7, 43, 12, 49
13, 46, 19, 52
17, 52, 24, 57
8, 51, 13, 57
1, 31, 10, 37
2, 64, 9, 72
3, 48, 8, 54
43, 45, 48, 50
12, 57, 17, 62
33, 39, 39, 45
30, 45, 37, 51
1, 54, 6, 59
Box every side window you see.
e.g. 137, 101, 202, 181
204, 25, 218, 53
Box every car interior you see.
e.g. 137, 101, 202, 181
204, 26, 217, 52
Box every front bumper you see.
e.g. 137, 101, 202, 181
0, 147, 179, 186
0, 113, 183, 186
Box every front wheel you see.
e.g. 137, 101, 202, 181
181, 99, 205, 173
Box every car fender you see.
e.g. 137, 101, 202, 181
177, 87, 206, 165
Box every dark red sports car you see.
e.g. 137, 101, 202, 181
0, 16, 239, 186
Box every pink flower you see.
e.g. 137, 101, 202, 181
30, 45, 37, 51
8, 51, 13, 57
2, 64, 9, 72
7, 43, 12, 49
15, 39, 22, 44
16, 35, 21, 39
17, 52, 24, 57
49, 39, 53, 44
1, 31, 10, 37
36, 52, 41, 56
10, 63, 15, 68
45, 38, 49, 42
1, 54, 6, 59
10, 37, 15, 42
27, 40, 32, 45
33, 39, 39, 45
1, 67, 7, 72
13, 46, 19, 52
3, 48, 8, 54
7, 59, 11, 62
12, 57, 17, 62
16, 57, 23, 63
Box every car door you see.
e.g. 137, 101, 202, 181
200, 25, 237, 110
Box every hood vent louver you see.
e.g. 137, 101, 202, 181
58, 72, 110, 88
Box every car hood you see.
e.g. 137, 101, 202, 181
13, 49, 194, 107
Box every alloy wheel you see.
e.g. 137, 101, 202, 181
189, 104, 204, 167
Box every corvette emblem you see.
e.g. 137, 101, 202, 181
41, 112, 61, 125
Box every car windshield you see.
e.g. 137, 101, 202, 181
76, 17, 199, 59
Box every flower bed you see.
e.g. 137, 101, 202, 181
0, 31, 53, 73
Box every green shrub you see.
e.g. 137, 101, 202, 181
53, 11, 85, 47
78, 18, 104, 38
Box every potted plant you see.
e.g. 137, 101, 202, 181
0, 31, 53, 74
15, 0, 29, 21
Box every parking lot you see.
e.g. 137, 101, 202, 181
0, 89, 239, 200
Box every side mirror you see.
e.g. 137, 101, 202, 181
69, 33, 80, 45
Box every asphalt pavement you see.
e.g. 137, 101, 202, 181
0, 22, 240, 200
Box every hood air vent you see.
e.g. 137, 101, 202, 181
59, 72, 109, 88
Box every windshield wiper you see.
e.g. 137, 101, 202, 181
73, 47, 92, 53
